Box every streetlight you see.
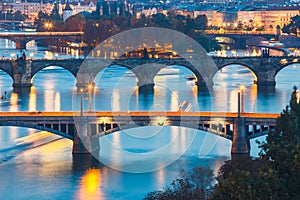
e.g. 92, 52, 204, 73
237, 85, 245, 118
240, 85, 245, 114
44, 22, 53, 32
80, 88, 83, 116
87, 83, 94, 112
237, 89, 241, 118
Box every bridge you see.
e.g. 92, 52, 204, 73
0, 31, 84, 49
0, 111, 279, 155
0, 55, 299, 89
205, 30, 277, 48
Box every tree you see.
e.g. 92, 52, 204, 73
258, 86, 300, 199
151, 13, 171, 28
282, 15, 300, 34
187, 30, 220, 52
184, 15, 194, 34
143, 167, 214, 200
210, 170, 268, 200
103, 2, 109, 16
83, 19, 118, 47
194, 15, 208, 31
51, 2, 62, 21
14, 11, 25, 21
64, 14, 85, 31
211, 87, 300, 200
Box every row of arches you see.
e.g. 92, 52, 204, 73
1, 63, 300, 88
1, 35, 266, 50
0, 37, 80, 50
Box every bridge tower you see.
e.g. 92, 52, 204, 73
231, 117, 249, 154
12, 54, 33, 88
231, 90, 249, 154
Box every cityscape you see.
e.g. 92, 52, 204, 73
0, 0, 299, 199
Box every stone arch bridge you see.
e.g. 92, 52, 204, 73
205, 31, 276, 48
0, 56, 299, 89
0, 32, 83, 49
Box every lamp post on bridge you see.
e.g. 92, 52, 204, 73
87, 82, 94, 112
237, 85, 245, 117
80, 88, 83, 116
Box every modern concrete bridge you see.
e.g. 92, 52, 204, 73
0, 55, 299, 89
0, 32, 84, 49
0, 111, 279, 155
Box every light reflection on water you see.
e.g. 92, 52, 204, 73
0, 41, 300, 199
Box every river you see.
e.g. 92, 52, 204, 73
0, 38, 299, 199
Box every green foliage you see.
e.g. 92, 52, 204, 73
79, 14, 219, 51
212, 87, 300, 200
143, 167, 214, 200
217, 156, 266, 180
194, 15, 208, 31
83, 19, 118, 47
51, 2, 62, 21
281, 15, 300, 34
64, 14, 85, 32
258, 86, 300, 199
13, 11, 26, 21
34, 10, 218, 51
0, 10, 25, 21
210, 170, 267, 200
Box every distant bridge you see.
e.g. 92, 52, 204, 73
205, 30, 277, 48
0, 111, 279, 155
0, 31, 84, 49
0, 56, 299, 89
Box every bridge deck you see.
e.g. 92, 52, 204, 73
0, 32, 84, 37
0, 111, 280, 118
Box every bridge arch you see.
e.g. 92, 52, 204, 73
246, 36, 268, 47
214, 63, 258, 85
0, 123, 74, 140
156, 64, 206, 86
31, 65, 77, 81
94, 64, 138, 88
0, 68, 14, 81
0, 37, 17, 47
31, 66, 76, 89
101, 123, 232, 141
275, 62, 300, 84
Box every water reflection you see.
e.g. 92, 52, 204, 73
77, 169, 103, 200
29, 87, 37, 111
1, 41, 300, 198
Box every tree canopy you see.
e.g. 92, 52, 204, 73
34, 11, 220, 51
143, 167, 214, 200
211, 87, 300, 200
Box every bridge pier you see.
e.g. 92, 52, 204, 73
195, 79, 213, 91
15, 40, 27, 50
76, 73, 95, 90
255, 60, 276, 86
72, 118, 100, 157
12, 58, 33, 88
231, 118, 250, 154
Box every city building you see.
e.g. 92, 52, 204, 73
96, 0, 128, 16
63, 2, 73, 22
1, 2, 53, 21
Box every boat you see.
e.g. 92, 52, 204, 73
185, 75, 196, 80
177, 101, 192, 112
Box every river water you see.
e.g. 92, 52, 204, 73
0, 39, 300, 199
